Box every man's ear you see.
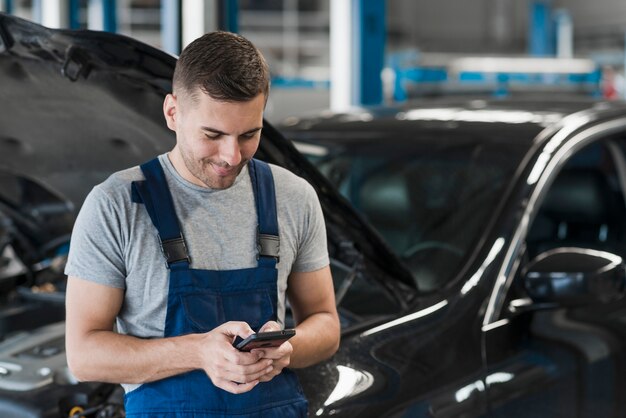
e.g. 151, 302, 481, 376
163, 94, 177, 131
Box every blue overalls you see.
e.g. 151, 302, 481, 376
125, 157, 308, 417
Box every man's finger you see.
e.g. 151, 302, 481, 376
223, 347, 265, 365
217, 379, 259, 394
259, 321, 281, 333
219, 321, 255, 339
218, 364, 274, 384
251, 347, 282, 359
223, 358, 274, 377
258, 369, 280, 383
251, 341, 292, 359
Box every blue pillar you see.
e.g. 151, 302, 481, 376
103, 0, 117, 32
353, 0, 385, 106
220, 0, 238, 33
161, 0, 181, 55
529, 0, 554, 56
4, 0, 14, 14
69, 0, 81, 29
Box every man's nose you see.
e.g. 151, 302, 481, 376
219, 137, 242, 166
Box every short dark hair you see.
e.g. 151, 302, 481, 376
173, 31, 270, 102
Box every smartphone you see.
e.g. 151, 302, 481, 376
233, 329, 296, 352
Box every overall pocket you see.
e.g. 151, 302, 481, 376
180, 292, 222, 333
222, 289, 276, 331
181, 289, 275, 333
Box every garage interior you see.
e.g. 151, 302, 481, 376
3, 0, 626, 121
3, 2, 626, 417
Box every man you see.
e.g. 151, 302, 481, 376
65, 31, 340, 417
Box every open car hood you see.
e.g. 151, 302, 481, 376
0, 13, 175, 210
0, 13, 415, 296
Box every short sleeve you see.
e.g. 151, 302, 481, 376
291, 182, 329, 273
64, 185, 126, 289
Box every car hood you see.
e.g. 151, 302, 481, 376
0, 13, 175, 209
0, 13, 415, 295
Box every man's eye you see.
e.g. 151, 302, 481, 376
205, 134, 221, 140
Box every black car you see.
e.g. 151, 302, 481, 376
2, 12, 626, 418
281, 99, 626, 417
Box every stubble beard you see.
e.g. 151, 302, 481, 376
180, 149, 247, 190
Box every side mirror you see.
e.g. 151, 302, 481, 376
522, 247, 626, 306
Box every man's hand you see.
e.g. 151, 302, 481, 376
66, 277, 278, 393
251, 321, 293, 383
198, 321, 275, 394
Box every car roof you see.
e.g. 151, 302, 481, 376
280, 96, 626, 148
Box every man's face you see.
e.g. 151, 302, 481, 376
164, 89, 265, 189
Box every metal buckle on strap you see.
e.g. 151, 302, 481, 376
258, 233, 280, 262
159, 235, 191, 267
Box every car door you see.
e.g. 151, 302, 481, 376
483, 131, 626, 418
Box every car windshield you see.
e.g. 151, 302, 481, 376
298, 133, 530, 292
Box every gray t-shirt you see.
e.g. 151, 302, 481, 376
65, 154, 329, 389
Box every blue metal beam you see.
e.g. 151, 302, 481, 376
103, 0, 117, 32
220, 0, 238, 33
161, 0, 181, 55
353, 0, 385, 106
529, 0, 554, 56
4, 0, 14, 14
69, 0, 80, 29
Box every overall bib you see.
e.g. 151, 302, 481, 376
124, 158, 308, 417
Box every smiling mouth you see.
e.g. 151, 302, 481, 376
210, 163, 236, 177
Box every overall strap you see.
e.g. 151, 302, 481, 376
131, 158, 190, 269
248, 159, 280, 268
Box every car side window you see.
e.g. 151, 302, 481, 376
503, 137, 626, 315
525, 139, 626, 260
